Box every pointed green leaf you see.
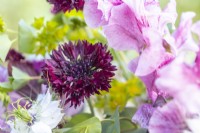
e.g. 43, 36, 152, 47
18, 20, 36, 53
0, 34, 12, 62
66, 117, 101, 133
102, 107, 120, 133
65, 113, 93, 127
0, 82, 13, 92
12, 67, 32, 90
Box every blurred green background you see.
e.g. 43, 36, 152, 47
0, 0, 200, 31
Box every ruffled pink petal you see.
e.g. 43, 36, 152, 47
104, 24, 139, 51
103, 3, 143, 50
140, 72, 158, 101
159, 0, 177, 32
134, 28, 166, 76
155, 55, 197, 97
83, 0, 105, 28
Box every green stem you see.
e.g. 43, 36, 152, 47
87, 98, 95, 116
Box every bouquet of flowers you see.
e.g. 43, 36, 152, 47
0, 0, 200, 133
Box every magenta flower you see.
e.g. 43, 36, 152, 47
48, 0, 85, 13
42, 41, 116, 107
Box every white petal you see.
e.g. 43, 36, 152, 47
31, 122, 52, 133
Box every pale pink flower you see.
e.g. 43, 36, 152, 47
103, 0, 177, 76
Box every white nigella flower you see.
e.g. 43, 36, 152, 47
8, 90, 64, 133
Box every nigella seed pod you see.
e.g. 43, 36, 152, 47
48, 0, 85, 13
42, 40, 116, 108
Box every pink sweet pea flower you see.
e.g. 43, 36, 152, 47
103, 0, 177, 76
148, 50, 200, 132
155, 53, 199, 97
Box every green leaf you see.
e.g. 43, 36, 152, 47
65, 113, 93, 127
102, 107, 120, 133
0, 34, 12, 62
120, 107, 137, 132
120, 107, 136, 119
0, 82, 13, 92
12, 67, 31, 80
12, 67, 32, 90
18, 20, 36, 53
66, 117, 101, 133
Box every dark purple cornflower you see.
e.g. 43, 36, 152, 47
48, 0, 85, 13
42, 40, 116, 107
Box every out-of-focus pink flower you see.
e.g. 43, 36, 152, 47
149, 91, 200, 133
149, 50, 200, 132
172, 12, 199, 54
149, 101, 189, 133
133, 11, 199, 101
156, 53, 199, 97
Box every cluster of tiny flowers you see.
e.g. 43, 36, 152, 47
42, 41, 116, 107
